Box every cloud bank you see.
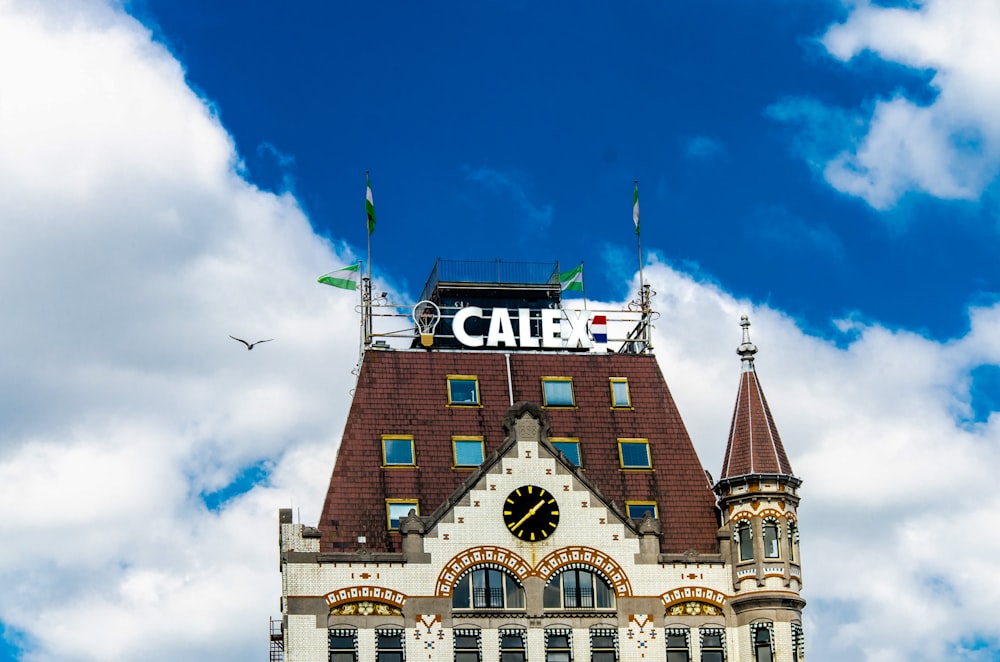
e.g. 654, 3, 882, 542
774, 0, 1000, 210
1, 1, 999, 661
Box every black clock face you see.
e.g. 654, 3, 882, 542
503, 485, 559, 541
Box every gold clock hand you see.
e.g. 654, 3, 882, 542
510, 499, 546, 531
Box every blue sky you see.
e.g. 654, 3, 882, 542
134, 0, 1000, 340
3, 1, 1000, 660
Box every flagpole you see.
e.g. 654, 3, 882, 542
635, 180, 644, 291
582, 261, 588, 310
363, 171, 374, 348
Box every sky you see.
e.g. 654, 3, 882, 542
1, 0, 1000, 660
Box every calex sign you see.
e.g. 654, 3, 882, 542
452, 307, 595, 349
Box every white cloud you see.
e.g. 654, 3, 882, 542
780, 0, 1000, 209
1, 1, 998, 661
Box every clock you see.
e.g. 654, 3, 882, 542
503, 485, 559, 541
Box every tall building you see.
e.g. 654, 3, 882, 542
276, 260, 804, 661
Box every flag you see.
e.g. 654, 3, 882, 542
633, 182, 640, 235
559, 263, 584, 292
318, 263, 360, 290
366, 173, 376, 235
591, 315, 607, 344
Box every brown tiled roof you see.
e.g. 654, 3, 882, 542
317, 350, 721, 555
719, 364, 794, 480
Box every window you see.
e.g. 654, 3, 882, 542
386, 500, 419, 530
763, 518, 780, 559
544, 568, 615, 610
381, 435, 415, 467
626, 501, 658, 519
447, 375, 481, 406
751, 623, 774, 662
699, 628, 725, 662
329, 628, 358, 662
617, 438, 651, 469
545, 629, 573, 662
376, 629, 405, 662
542, 377, 575, 407
665, 628, 690, 662
452, 436, 485, 468
736, 519, 753, 561
454, 629, 481, 662
609, 378, 632, 408
791, 622, 804, 661
590, 628, 617, 662
551, 438, 581, 466
499, 630, 527, 662
451, 567, 525, 610
788, 520, 799, 563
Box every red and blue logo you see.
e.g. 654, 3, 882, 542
591, 315, 607, 344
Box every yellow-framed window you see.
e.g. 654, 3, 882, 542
625, 501, 658, 519
609, 377, 632, 409
380, 435, 416, 467
617, 438, 652, 469
541, 376, 575, 407
550, 437, 582, 466
447, 374, 481, 406
386, 499, 419, 530
452, 436, 485, 468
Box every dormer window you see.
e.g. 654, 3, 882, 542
381, 435, 415, 467
609, 377, 632, 408
551, 437, 581, 466
626, 501, 657, 519
541, 377, 575, 407
617, 438, 652, 469
447, 375, 481, 406
452, 436, 485, 468
385, 500, 419, 530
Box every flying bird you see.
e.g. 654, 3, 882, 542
230, 335, 274, 350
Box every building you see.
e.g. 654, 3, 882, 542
276, 260, 805, 661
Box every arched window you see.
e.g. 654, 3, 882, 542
788, 520, 799, 563
762, 518, 780, 559
751, 623, 774, 662
452, 567, 525, 610
735, 519, 753, 561
543, 567, 615, 610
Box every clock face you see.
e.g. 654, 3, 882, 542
503, 485, 559, 541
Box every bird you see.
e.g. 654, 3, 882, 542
230, 335, 274, 350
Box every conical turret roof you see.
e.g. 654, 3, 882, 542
719, 316, 794, 479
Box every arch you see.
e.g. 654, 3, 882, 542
325, 586, 406, 615
535, 546, 632, 597
661, 586, 727, 614
435, 546, 532, 597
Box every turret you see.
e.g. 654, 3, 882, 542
714, 316, 806, 661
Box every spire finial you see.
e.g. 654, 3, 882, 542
737, 315, 758, 366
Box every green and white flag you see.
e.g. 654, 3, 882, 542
560, 263, 584, 292
318, 263, 360, 290
366, 173, 376, 235
633, 182, 640, 235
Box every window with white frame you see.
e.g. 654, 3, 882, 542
665, 627, 690, 662
498, 629, 527, 662
451, 567, 525, 610
376, 629, 405, 662
699, 627, 726, 662
545, 629, 573, 662
454, 628, 481, 662
543, 567, 615, 610
590, 628, 617, 662
751, 622, 774, 662
735, 519, 753, 561
329, 628, 358, 662
762, 517, 781, 559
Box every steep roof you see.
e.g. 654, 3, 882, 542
317, 349, 721, 555
719, 316, 794, 480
